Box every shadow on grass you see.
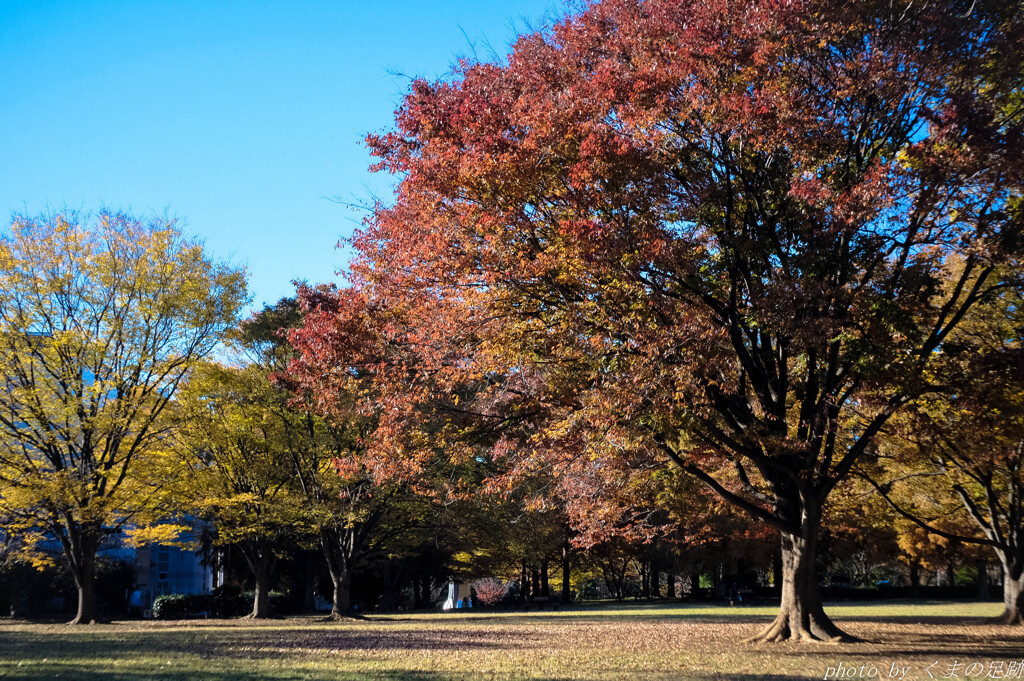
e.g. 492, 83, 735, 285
0, 628, 536, 680
0, 665, 826, 681
0, 667, 485, 681
0, 626, 540, 658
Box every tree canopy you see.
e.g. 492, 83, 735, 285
0, 212, 247, 623
293, 0, 1024, 641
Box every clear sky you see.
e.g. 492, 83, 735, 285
0, 0, 561, 310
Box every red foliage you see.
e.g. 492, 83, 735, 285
289, 0, 1024, 635
472, 578, 510, 606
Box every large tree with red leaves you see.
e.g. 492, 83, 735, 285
304, 0, 1024, 641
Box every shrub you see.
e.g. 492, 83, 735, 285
152, 594, 189, 620
473, 578, 510, 606
153, 588, 291, 619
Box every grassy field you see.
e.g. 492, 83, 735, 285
1, 601, 1021, 680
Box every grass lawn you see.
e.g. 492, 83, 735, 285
1, 601, 1021, 680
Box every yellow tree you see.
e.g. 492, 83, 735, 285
174, 361, 305, 619
0, 212, 246, 624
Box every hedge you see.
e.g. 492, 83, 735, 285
152, 588, 290, 619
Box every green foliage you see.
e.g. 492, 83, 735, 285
151, 589, 291, 620
151, 594, 190, 620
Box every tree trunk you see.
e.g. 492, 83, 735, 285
320, 530, 356, 620
380, 560, 404, 612
331, 570, 352, 618
666, 573, 676, 599
995, 566, 1023, 625
413, 577, 424, 609
561, 543, 571, 604
977, 561, 990, 601
540, 561, 549, 598
908, 561, 920, 599
71, 551, 98, 624
68, 529, 100, 625
531, 566, 540, 600
304, 551, 317, 612
249, 561, 272, 619
745, 527, 854, 642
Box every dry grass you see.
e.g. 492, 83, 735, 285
1, 601, 1021, 680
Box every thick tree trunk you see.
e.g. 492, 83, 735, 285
249, 561, 272, 619
745, 529, 855, 642
540, 561, 550, 598
71, 551, 98, 624
68, 530, 100, 625
331, 571, 352, 619
320, 530, 358, 620
908, 561, 920, 599
995, 567, 1023, 625
666, 573, 676, 599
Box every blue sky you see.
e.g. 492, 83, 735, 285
0, 0, 561, 310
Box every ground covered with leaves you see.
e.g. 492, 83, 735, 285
1, 601, 1021, 680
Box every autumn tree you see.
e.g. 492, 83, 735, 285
352, 0, 1024, 641
868, 284, 1024, 623
243, 296, 374, 619
249, 293, 448, 619
0, 212, 246, 624
816, 481, 900, 588
174, 361, 306, 619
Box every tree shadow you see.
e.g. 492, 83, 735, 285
0, 625, 544, 660
0, 666, 511, 681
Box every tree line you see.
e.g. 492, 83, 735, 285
2, 0, 1023, 642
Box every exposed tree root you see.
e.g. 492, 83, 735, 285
320, 612, 367, 622
744, 611, 862, 643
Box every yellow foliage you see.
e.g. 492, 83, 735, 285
0, 211, 247, 578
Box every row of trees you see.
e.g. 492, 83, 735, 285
279, 0, 1024, 643
0, 218, 463, 622
0, 210, 1018, 630
2, 0, 1022, 645
0, 208, 1003, 625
